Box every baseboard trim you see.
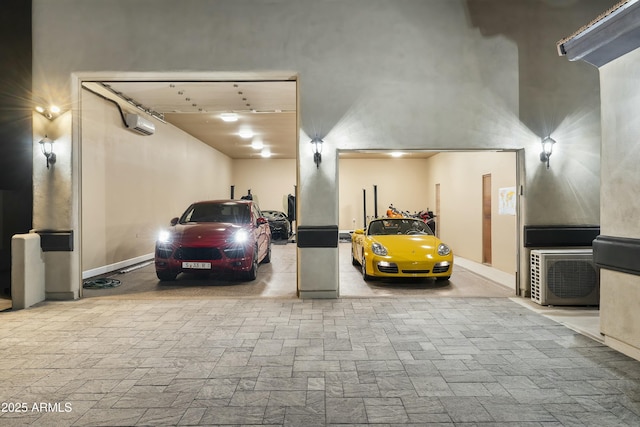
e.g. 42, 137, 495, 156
83, 253, 154, 279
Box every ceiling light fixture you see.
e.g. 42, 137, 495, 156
260, 148, 272, 158
220, 112, 238, 122
239, 129, 254, 139
251, 139, 264, 150
390, 152, 403, 158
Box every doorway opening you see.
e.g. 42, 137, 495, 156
337, 149, 520, 298
74, 72, 299, 299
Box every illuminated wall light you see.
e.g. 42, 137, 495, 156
35, 104, 63, 120
540, 136, 557, 169
38, 136, 56, 169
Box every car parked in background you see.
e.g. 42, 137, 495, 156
262, 210, 291, 240
351, 217, 453, 281
154, 199, 271, 281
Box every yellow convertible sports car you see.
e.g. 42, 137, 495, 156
351, 217, 453, 281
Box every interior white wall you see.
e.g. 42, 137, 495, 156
424, 152, 517, 275
598, 46, 640, 359
231, 159, 296, 213
338, 158, 431, 231
81, 90, 233, 275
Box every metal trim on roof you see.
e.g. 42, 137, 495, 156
557, 0, 640, 67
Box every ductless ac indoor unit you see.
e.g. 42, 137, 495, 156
530, 249, 599, 306
125, 113, 155, 135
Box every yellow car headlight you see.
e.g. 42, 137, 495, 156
437, 243, 451, 256
371, 242, 388, 256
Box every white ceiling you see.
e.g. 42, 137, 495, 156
85, 80, 298, 159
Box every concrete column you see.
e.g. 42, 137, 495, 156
11, 233, 45, 309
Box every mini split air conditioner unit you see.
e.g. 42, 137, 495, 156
125, 113, 155, 135
530, 249, 599, 306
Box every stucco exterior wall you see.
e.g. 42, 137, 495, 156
31, 0, 607, 298
598, 46, 640, 359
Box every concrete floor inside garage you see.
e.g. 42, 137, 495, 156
78, 241, 601, 343
81, 241, 516, 300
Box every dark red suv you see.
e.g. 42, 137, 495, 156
154, 199, 271, 281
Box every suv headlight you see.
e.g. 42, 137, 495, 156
371, 242, 388, 256
158, 230, 172, 244
437, 243, 451, 256
233, 229, 250, 244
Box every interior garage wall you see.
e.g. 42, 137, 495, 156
81, 91, 232, 276
338, 158, 430, 231
424, 151, 516, 275
231, 159, 296, 213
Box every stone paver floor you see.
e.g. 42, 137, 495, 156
1, 296, 639, 426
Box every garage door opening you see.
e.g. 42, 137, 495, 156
337, 149, 519, 298
77, 73, 299, 299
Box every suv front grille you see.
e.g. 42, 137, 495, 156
174, 247, 222, 261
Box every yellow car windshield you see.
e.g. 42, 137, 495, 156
368, 219, 433, 236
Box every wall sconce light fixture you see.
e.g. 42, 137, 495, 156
311, 136, 323, 168
539, 136, 556, 169
35, 104, 62, 120
39, 136, 56, 169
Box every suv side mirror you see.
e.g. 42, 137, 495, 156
170, 217, 179, 226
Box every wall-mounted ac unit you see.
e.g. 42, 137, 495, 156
125, 113, 155, 135
530, 249, 599, 306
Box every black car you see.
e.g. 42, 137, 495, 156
262, 210, 291, 240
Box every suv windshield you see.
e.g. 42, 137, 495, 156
181, 203, 251, 224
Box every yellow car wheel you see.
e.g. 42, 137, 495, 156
361, 251, 373, 281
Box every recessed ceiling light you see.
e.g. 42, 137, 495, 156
251, 139, 264, 150
220, 112, 238, 122
390, 152, 403, 158
261, 148, 272, 158
239, 129, 254, 139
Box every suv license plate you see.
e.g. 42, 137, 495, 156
182, 262, 211, 269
